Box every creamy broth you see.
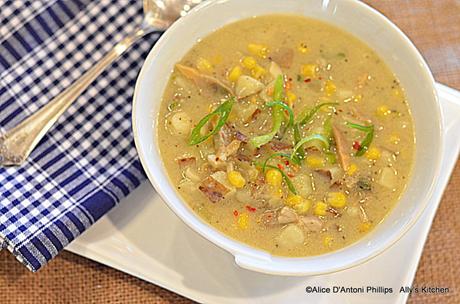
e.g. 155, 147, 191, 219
158, 15, 415, 257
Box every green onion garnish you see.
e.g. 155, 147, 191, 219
291, 134, 330, 158
346, 121, 375, 156
266, 101, 294, 129
189, 98, 235, 145
296, 102, 339, 125
293, 123, 304, 161
265, 164, 297, 195
249, 75, 286, 148
262, 152, 300, 173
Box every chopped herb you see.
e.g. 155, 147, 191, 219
293, 123, 304, 161
291, 134, 330, 158
262, 152, 300, 173
249, 75, 286, 148
296, 102, 339, 125
189, 98, 235, 145
168, 102, 179, 111
346, 122, 375, 156
266, 101, 294, 129
357, 178, 372, 191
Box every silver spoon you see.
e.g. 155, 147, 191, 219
0, 0, 203, 166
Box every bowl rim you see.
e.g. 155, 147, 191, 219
132, 0, 444, 275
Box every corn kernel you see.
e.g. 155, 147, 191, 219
266, 169, 282, 187
294, 200, 312, 215
301, 64, 317, 78
359, 222, 372, 233
251, 65, 267, 79
227, 171, 246, 188
353, 94, 363, 103
390, 134, 400, 144
248, 43, 269, 58
306, 155, 325, 169
298, 43, 310, 54
365, 147, 381, 160
228, 66, 242, 82
286, 91, 297, 107
327, 192, 347, 208
323, 236, 334, 247
285, 194, 303, 207
196, 58, 213, 73
346, 163, 358, 176
376, 105, 391, 117
242, 56, 257, 69
314, 202, 328, 216
237, 213, 249, 229
324, 80, 337, 96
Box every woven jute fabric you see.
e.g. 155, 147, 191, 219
1, 0, 458, 303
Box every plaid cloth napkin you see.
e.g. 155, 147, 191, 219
0, 0, 161, 271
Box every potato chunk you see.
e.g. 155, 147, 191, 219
277, 224, 305, 249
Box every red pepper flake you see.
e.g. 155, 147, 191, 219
318, 76, 323, 80
353, 141, 361, 150
246, 205, 257, 212
284, 160, 290, 166
277, 163, 284, 170
233, 210, 239, 217
304, 78, 311, 83
287, 172, 295, 178
288, 77, 293, 82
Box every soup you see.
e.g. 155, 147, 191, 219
157, 15, 415, 257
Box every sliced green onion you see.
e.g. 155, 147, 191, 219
262, 152, 300, 173
323, 117, 333, 139
266, 101, 294, 128
325, 151, 337, 164
189, 98, 235, 145
265, 165, 297, 195
346, 121, 373, 133
346, 121, 375, 156
293, 123, 304, 160
291, 134, 330, 157
249, 75, 285, 148
296, 102, 339, 125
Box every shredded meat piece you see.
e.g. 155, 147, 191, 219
278, 206, 298, 224
236, 153, 251, 162
177, 157, 196, 168
315, 167, 343, 186
250, 108, 262, 121
215, 123, 233, 147
332, 124, 351, 170
269, 140, 293, 151
300, 216, 323, 232
198, 176, 231, 203
269, 47, 294, 68
235, 131, 248, 143
217, 139, 242, 161
175, 64, 234, 95
261, 210, 278, 227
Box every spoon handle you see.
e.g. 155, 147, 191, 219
0, 28, 147, 166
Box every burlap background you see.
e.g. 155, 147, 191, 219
1, 0, 458, 303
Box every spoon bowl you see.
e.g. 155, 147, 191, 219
0, 0, 203, 167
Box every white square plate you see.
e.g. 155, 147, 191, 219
67, 83, 460, 304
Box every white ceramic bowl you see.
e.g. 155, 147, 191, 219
132, 0, 443, 276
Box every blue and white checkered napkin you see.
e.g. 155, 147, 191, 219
0, 0, 161, 271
